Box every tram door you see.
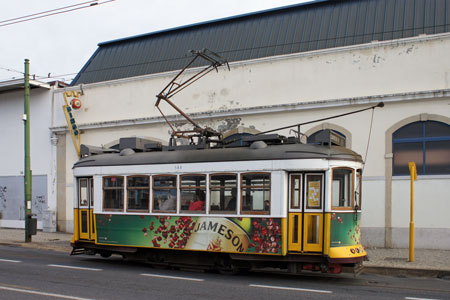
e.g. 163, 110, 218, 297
78, 177, 95, 241
288, 173, 324, 252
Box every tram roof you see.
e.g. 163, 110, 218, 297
73, 143, 362, 168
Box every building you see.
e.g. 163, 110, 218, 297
0, 79, 65, 232
53, 0, 450, 248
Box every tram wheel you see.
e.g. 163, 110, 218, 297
100, 252, 112, 258
216, 256, 241, 275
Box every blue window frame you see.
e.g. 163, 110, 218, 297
392, 121, 450, 175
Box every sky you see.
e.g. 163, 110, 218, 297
0, 0, 309, 84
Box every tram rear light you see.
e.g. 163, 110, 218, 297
350, 248, 355, 254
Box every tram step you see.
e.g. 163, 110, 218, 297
70, 248, 86, 256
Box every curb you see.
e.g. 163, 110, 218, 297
363, 266, 450, 279
0, 241, 72, 253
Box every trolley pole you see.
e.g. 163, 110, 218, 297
24, 59, 32, 243
408, 162, 417, 262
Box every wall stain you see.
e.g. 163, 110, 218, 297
373, 55, 385, 64
220, 88, 229, 96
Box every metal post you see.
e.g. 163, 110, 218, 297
24, 59, 32, 242
408, 162, 417, 262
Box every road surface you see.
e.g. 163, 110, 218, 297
0, 245, 449, 300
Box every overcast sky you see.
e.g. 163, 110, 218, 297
0, 0, 309, 83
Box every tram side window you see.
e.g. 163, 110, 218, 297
153, 175, 177, 213
180, 175, 206, 213
332, 168, 354, 209
356, 169, 362, 209
127, 176, 150, 212
241, 173, 270, 214
210, 174, 237, 214
103, 176, 124, 211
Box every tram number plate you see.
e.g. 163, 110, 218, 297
174, 165, 182, 171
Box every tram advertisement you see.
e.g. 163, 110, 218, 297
96, 215, 282, 254
329, 212, 362, 247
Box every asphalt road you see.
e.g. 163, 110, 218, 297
0, 245, 449, 300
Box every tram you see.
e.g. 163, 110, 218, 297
71, 130, 366, 274
70, 49, 368, 274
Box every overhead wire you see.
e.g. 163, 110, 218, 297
0, 65, 79, 83
0, 0, 98, 24
0, 66, 24, 75
0, 0, 115, 28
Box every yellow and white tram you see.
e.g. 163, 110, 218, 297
71, 132, 366, 274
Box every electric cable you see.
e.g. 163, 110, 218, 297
0, 0, 99, 24
0, 0, 115, 28
0, 66, 24, 75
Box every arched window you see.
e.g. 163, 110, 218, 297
307, 129, 346, 147
392, 121, 450, 175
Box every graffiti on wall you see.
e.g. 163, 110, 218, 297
0, 186, 6, 218
0, 176, 47, 221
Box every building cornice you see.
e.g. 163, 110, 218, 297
50, 88, 450, 133
0, 79, 51, 94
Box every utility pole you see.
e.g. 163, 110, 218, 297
24, 59, 33, 242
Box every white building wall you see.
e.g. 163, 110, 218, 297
53, 33, 450, 247
0, 90, 24, 176
0, 87, 57, 231
391, 177, 450, 249
53, 34, 450, 128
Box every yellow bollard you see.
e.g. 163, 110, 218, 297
408, 162, 417, 262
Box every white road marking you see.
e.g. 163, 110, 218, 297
0, 258, 21, 263
0, 285, 95, 300
405, 297, 442, 300
48, 264, 102, 271
249, 284, 332, 294
141, 273, 205, 282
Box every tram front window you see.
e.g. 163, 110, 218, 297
332, 168, 354, 209
241, 173, 270, 214
210, 174, 237, 214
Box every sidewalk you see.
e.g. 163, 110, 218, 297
364, 247, 450, 278
0, 228, 72, 253
0, 228, 449, 277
